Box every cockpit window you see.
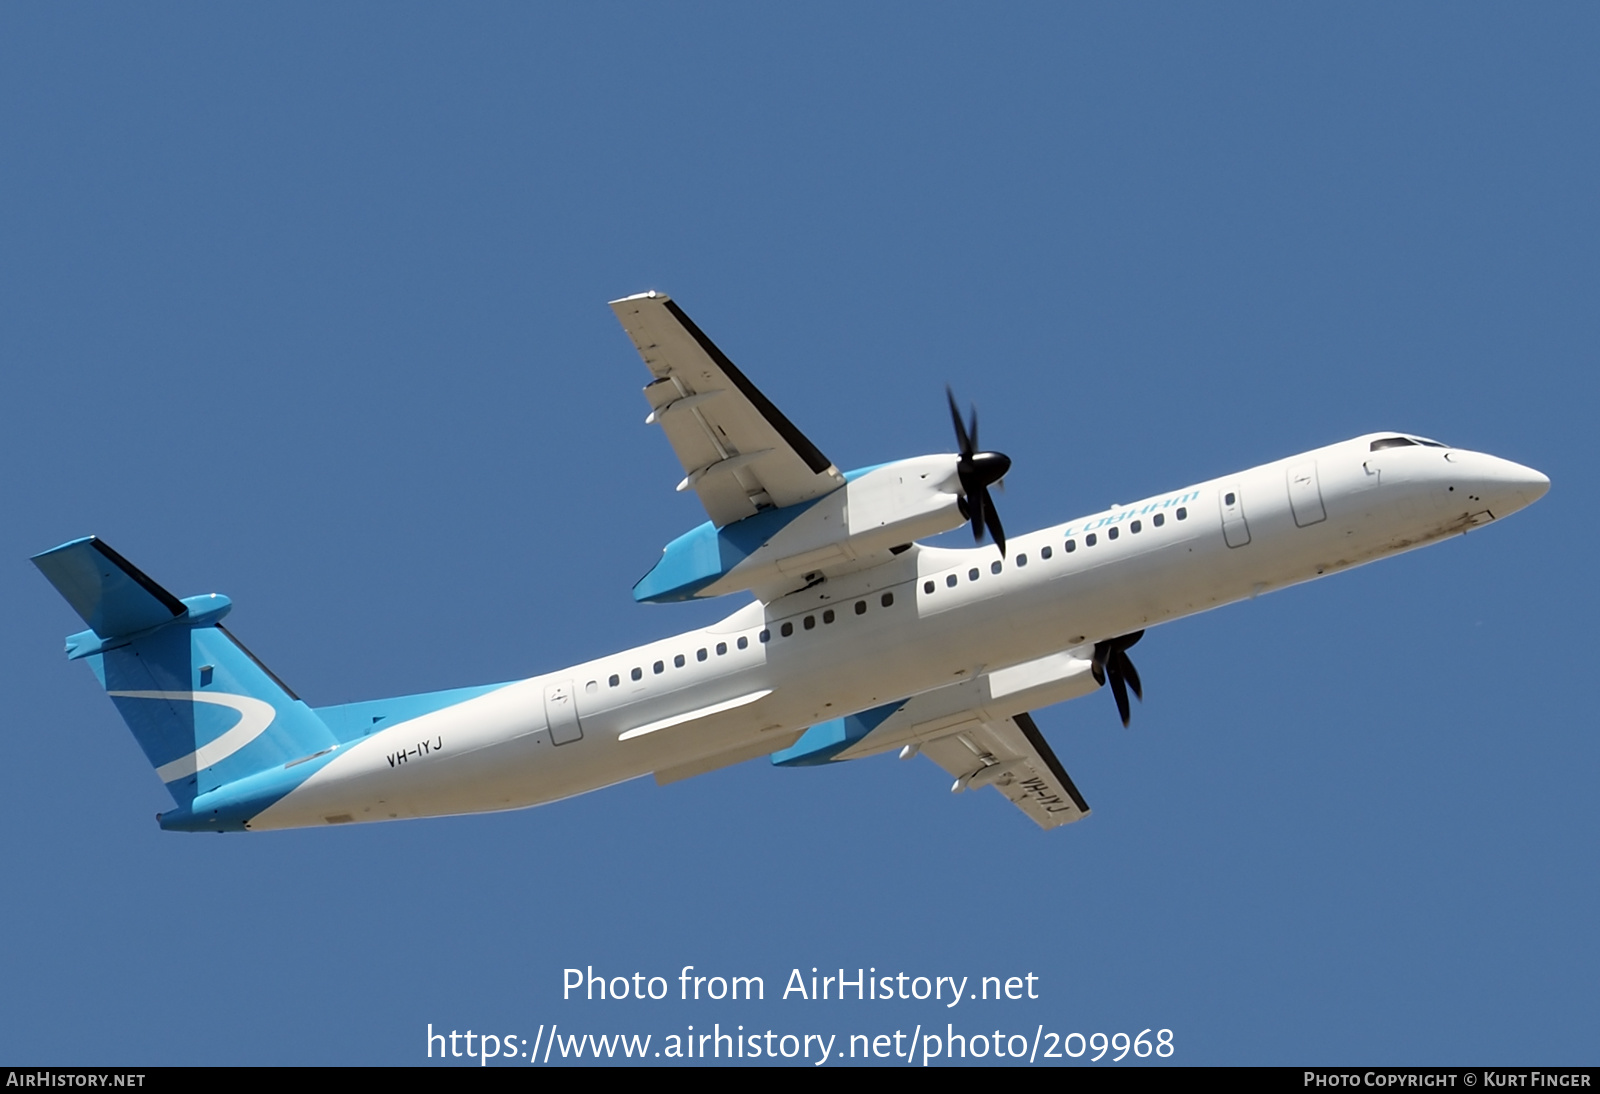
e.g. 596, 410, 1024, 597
1371, 435, 1449, 451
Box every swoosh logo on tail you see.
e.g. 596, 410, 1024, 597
108, 691, 278, 782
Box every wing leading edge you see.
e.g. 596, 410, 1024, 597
610, 292, 845, 526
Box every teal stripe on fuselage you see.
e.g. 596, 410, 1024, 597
158, 747, 343, 832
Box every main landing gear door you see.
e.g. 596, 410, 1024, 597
1219, 483, 1251, 548
544, 681, 583, 745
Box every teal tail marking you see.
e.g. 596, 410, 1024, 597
36, 537, 518, 832
33, 538, 339, 826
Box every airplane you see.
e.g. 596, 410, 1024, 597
32, 291, 1550, 833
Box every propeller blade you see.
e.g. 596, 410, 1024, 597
1115, 650, 1143, 701
1092, 631, 1146, 727
944, 387, 1011, 556
981, 489, 1006, 557
1108, 668, 1132, 728
947, 386, 972, 456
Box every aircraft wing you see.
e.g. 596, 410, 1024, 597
610, 292, 845, 526
919, 712, 1091, 830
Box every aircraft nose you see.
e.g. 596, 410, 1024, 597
1468, 453, 1549, 516
1514, 464, 1551, 507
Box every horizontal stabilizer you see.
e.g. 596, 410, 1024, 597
32, 537, 186, 638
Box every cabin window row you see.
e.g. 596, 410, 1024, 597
1066, 506, 1187, 551
918, 507, 1190, 594
604, 591, 899, 687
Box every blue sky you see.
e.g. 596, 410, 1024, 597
1, 5, 1594, 1066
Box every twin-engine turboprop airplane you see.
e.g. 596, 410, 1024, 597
34, 293, 1550, 833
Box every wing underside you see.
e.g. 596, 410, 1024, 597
919, 712, 1091, 830
610, 292, 844, 526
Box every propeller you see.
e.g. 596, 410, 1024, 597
946, 387, 1012, 556
1091, 630, 1145, 727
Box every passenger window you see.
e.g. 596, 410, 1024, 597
1016, 553, 1027, 567
881, 592, 894, 607
823, 609, 835, 624
781, 622, 794, 637
674, 653, 685, 668
1224, 492, 1236, 506
737, 637, 748, 650
990, 560, 1002, 574
716, 642, 727, 655
759, 630, 770, 643
654, 661, 665, 674
609, 674, 620, 687
1108, 526, 1119, 540
697, 648, 707, 662
855, 600, 867, 614
1131, 520, 1141, 533
968, 568, 980, 581
1177, 507, 1187, 520
946, 574, 958, 588
631, 667, 642, 681
1041, 544, 1053, 559
1065, 539, 1076, 553
803, 615, 815, 630
924, 580, 935, 594
1086, 533, 1097, 546
1153, 513, 1165, 528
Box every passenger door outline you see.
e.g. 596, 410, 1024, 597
544, 680, 583, 745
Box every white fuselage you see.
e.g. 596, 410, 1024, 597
247, 434, 1547, 830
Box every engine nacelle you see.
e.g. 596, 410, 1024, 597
634, 455, 967, 603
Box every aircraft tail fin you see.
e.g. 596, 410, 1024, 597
33, 537, 339, 811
